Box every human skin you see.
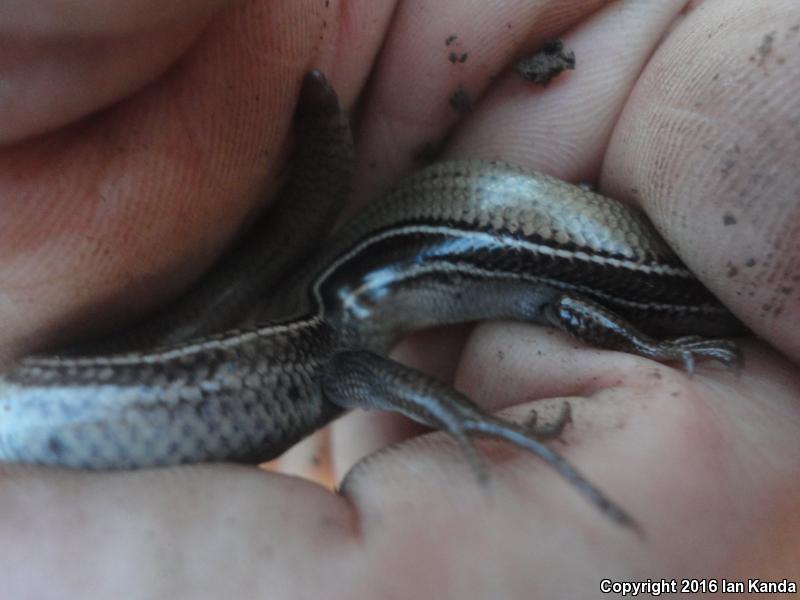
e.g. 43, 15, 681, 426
0, 0, 798, 597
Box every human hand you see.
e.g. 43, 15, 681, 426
1, 1, 798, 598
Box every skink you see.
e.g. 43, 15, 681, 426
0, 71, 743, 530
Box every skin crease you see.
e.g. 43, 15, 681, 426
0, 0, 798, 597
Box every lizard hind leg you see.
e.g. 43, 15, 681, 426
543, 293, 742, 374
321, 350, 638, 531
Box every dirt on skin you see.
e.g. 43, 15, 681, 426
515, 38, 576, 86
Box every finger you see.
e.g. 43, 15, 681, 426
0, 0, 396, 145
0, 16, 215, 144
446, 0, 691, 181
0, 465, 359, 599
1, 0, 228, 35
339, 325, 800, 575
350, 0, 611, 206
272, 429, 335, 488
457, 320, 751, 413
602, 0, 800, 362
0, 0, 384, 359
